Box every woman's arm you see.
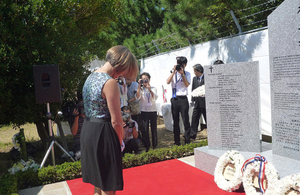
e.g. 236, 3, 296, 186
150, 87, 158, 101
102, 79, 124, 145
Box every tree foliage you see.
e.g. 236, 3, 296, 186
0, 0, 285, 129
99, 0, 165, 48
0, 0, 121, 127
121, 0, 284, 59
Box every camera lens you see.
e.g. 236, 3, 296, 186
118, 78, 124, 85
176, 64, 182, 71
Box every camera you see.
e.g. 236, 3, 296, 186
140, 79, 148, 84
76, 102, 85, 115
72, 101, 85, 116
170, 56, 187, 73
175, 64, 183, 71
125, 121, 135, 128
62, 101, 84, 126
117, 77, 124, 85
176, 56, 187, 71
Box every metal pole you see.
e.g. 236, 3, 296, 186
47, 103, 55, 166
152, 40, 160, 53
230, 10, 243, 34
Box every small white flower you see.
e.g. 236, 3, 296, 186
8, 157, 40, 175
266, 174, 300, 195
192, 85, 205, 97
214, 150, 245, 192
242, 158, 279, 195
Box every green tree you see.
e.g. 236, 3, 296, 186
0, 0, 121, 147
123, 0, 284, 59
99, 0, 165, 48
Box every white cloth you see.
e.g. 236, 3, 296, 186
139, 86, 158, 112
171, 71, 191, 96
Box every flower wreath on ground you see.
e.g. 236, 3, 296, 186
242, 154, 279, 195
214, 150, 245, 192
264, 174, 300, 195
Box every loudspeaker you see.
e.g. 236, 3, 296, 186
33, 65, 62, 104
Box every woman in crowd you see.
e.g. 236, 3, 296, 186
81, 45, 138, 195
136, 72, 158, 152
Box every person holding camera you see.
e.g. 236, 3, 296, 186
126, 79, 141, 125
190, 64, 206, 140
81, 45, 138, 194
117, 75, 128, 108
70, 100, 85, 160
136, 72, 158, 152
166, 56, 191, 145
121, 106, 141, 155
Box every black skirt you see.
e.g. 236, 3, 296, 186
80, 118, 123, 191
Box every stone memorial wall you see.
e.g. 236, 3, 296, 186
268, 0, 300, 160
205, 62, 261, 152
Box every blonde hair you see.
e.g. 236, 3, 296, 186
106, 45, 138, 80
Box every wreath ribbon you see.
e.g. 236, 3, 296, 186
241, 154, 268, 193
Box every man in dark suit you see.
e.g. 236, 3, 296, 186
190, 64, 206, 140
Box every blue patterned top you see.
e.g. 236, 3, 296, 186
82, 72, 111, 119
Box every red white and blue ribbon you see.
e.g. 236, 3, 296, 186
241, 154, 268, 193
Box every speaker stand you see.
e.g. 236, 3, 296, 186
40, 103, 75, 169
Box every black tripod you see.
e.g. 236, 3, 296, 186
40, 103, 75, 168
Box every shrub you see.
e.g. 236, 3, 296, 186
0, 174, 18, 195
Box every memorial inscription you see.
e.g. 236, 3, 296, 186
268, 0, 300, 160
205, 62, 261, 152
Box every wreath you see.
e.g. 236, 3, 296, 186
191, 85, 205, 97
265, 174, 300, 195
242, 154, 279, 195
214, 150, 245, 192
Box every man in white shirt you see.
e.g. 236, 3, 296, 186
166, 56, 191, 145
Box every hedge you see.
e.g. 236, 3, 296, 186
0, 140, 207, 195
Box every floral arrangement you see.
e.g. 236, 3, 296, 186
191, 85, 205, 97
264, 174, 300, 195
12, 133, 21, 151
242, 154, 279, 195
8, 157, 40, 175
214, 150, 245, 192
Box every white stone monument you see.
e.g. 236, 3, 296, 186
268, 0, 300, 160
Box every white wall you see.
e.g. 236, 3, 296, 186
140, 29, 272, 136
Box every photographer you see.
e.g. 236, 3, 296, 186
136, 72, 158, 152
70, 100, 85, 160
166, 56, 191, 145
117, 75, 128, 107
121, 107, 141, 155
126, 78, 141, 125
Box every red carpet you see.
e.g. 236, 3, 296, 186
67, 159, 245, 195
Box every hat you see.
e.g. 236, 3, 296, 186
193, 64, 203, 72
